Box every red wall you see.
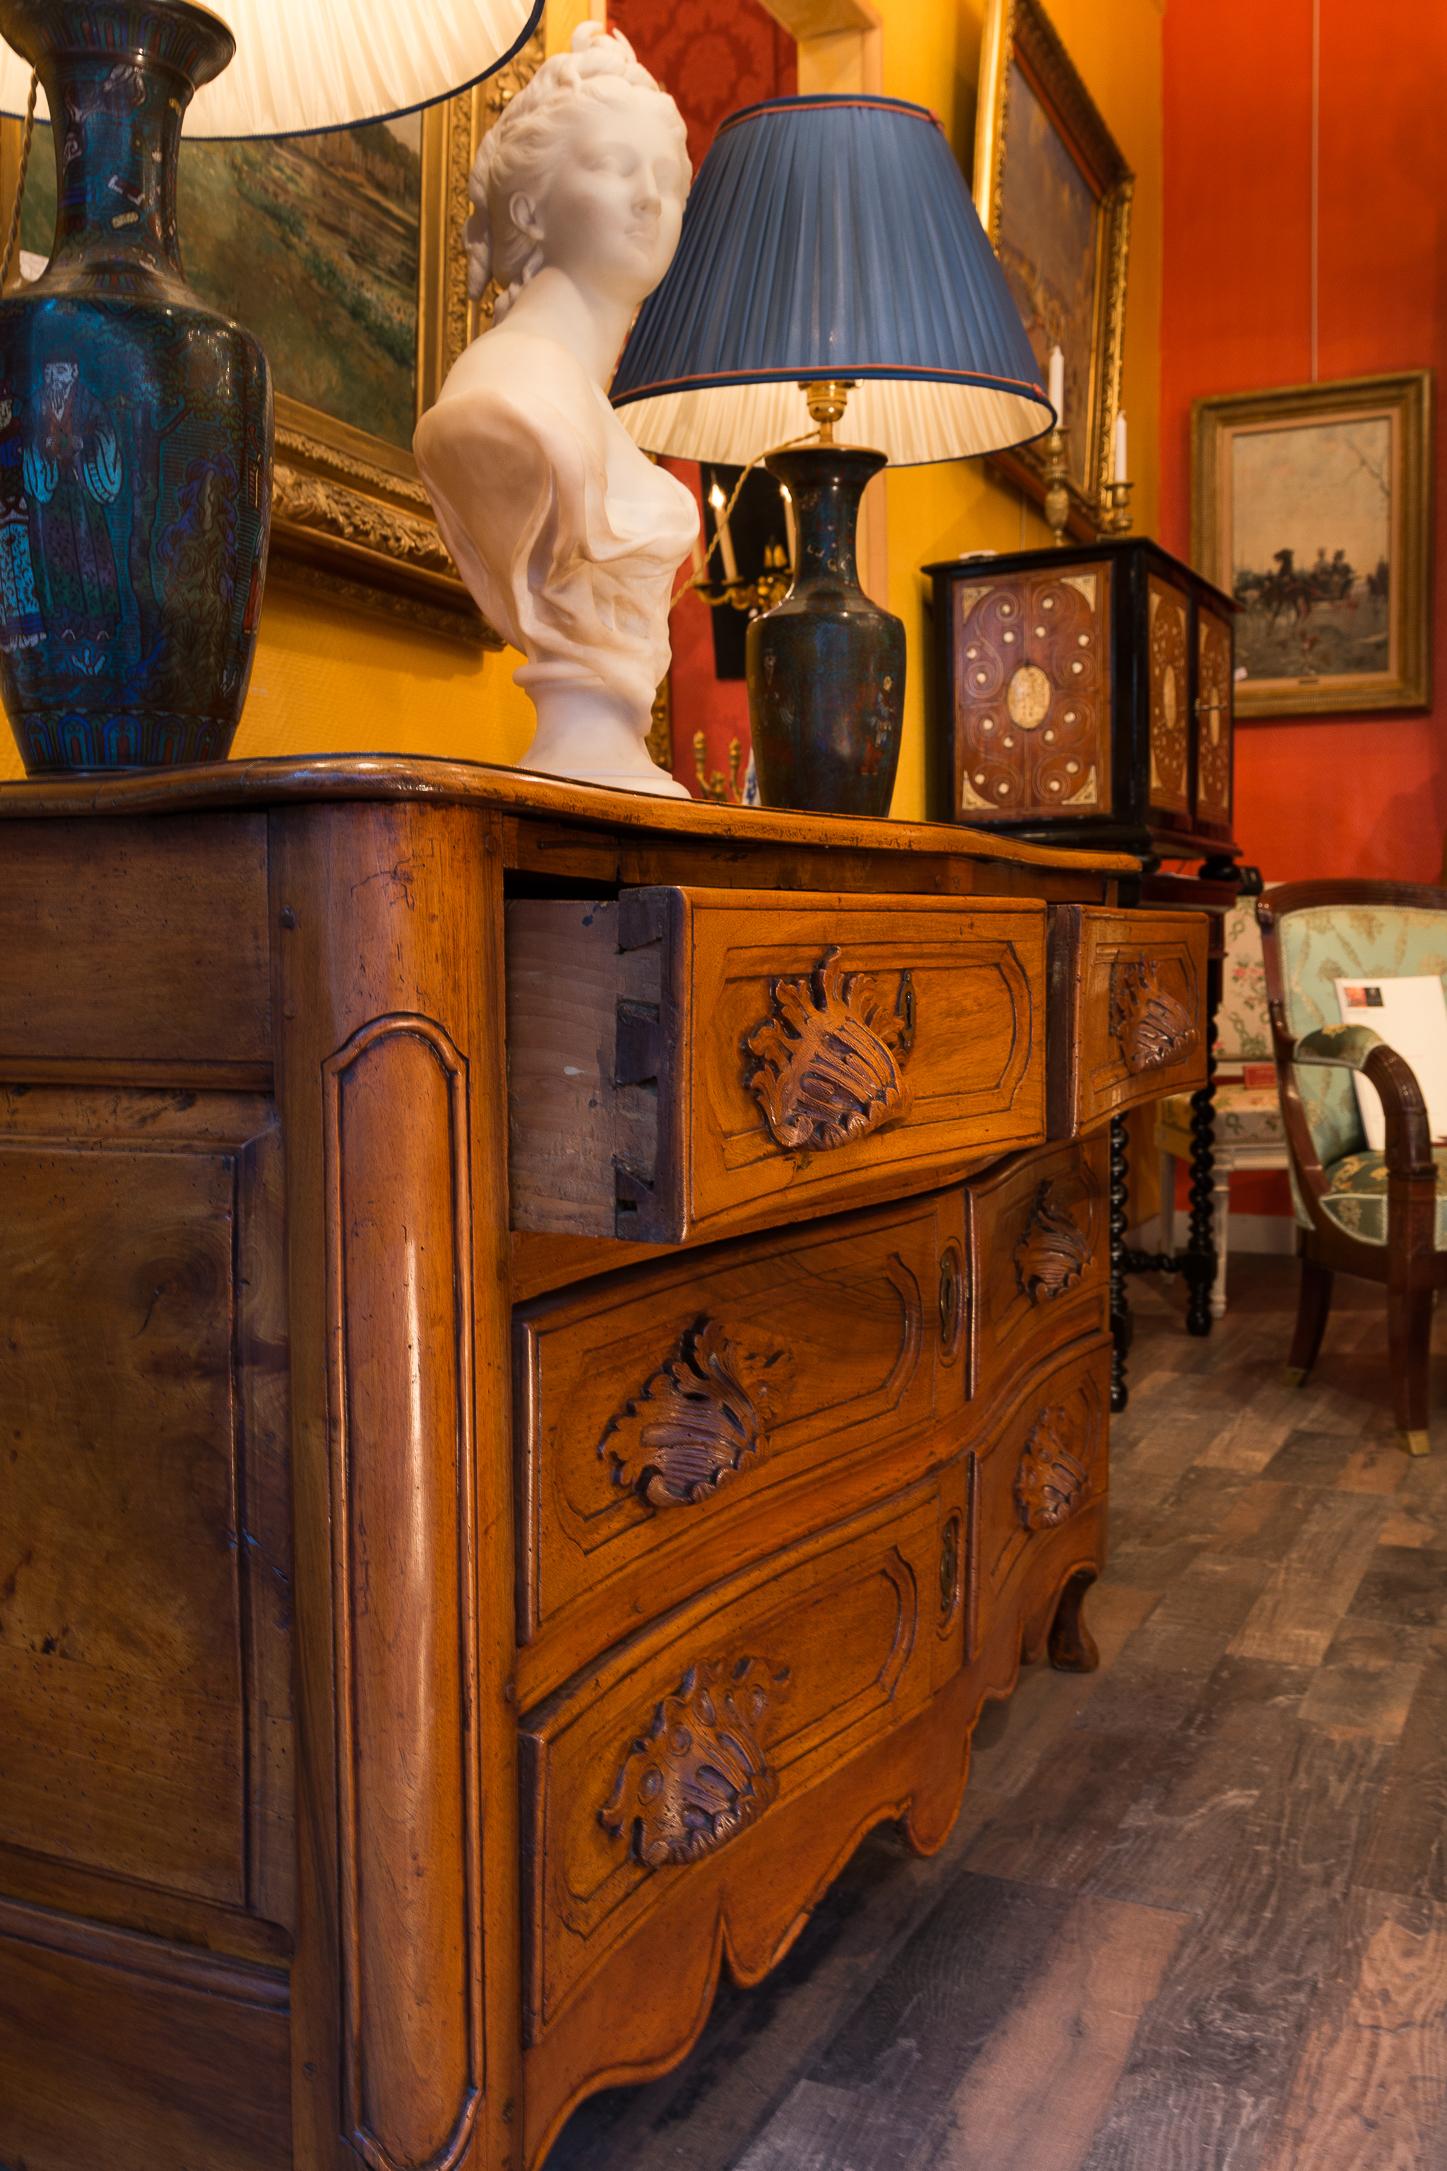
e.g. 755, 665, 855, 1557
1160, 0, 1447, 887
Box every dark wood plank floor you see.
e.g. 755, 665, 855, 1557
543, 1256, 1447, 2171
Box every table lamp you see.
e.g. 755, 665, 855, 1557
0, 0, 541, 776
611, 92, 1053, 818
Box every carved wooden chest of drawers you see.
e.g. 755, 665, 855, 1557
0, 758, 1203, 2171
924, 536, 1238, 866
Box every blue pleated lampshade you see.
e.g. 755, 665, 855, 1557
611, 93, 1052, 469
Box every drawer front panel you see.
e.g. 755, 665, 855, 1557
970, 1135, 1109, 1405
970, 1341, 1109, 1661
1049, 905, 1208, 1135
516, 1190, 965, 1650
509, 889, 1046, 1243
521, 1483, 952, 2037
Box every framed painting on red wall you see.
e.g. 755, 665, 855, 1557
1192, 371, 1433, 719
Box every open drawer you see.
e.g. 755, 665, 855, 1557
508, 887, 1047, 1243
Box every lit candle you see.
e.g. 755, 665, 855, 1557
779, 481, 797, 567
1048, 344, 1065, 423
709, 480, 739, 585
1114, 409, 1128, 484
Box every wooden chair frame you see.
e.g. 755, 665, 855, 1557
1258, 878, 1447, 1455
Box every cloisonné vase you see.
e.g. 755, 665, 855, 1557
746, 445, 905, 818
0, 0, 272, 773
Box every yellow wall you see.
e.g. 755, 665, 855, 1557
0, 0, 1162, 802
877, 0, 1164, 817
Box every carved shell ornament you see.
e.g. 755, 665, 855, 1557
1014, 1182, 1091, 1303
1110, 955, 1198, 1077
599, 1316, 794, 1510
600, 1655, 790, 1869
745, 947, 915, 1154
1015, 1405, 1092, 1531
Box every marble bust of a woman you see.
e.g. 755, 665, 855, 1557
414, 26, 696, 797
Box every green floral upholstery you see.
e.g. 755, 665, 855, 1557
1276, 902, 1447, 1226
1321, 1147, 1447, 1245
1218, 900, 1272, 1061
1159, 1082, 1283, 1145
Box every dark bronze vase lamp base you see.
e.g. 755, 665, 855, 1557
746, 380, 906, 820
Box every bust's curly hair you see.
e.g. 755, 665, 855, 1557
465, 25, 690, 320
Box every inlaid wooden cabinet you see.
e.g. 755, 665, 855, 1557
925, 536, 1238, 864
0, 758, 1204, 2171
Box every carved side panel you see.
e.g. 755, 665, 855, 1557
326, 1016, 481, 2171
952, 564, 1111, 817
1196, 605, 1234, 827
1147, 575, 1190, 815
0, 1087, 292, 1935
1110, 955, 1200, 1076
745, 947, 915, 1152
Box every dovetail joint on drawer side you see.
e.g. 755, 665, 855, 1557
507, 898, 666, 1238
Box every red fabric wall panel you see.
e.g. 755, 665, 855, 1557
1160, 0, 1447, 888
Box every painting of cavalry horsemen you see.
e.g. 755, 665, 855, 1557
1192, 372, 1431, 718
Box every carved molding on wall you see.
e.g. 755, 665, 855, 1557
600, 1655, 791, 1868
1110, 955, 1198, 1076
745, 947, 915, 1153
598, 1316, 793, 1510
1014, 1182, 1091, 1303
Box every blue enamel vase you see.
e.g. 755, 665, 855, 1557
0, 0, 272, 773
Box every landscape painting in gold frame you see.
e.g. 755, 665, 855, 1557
1192, 372, 1433, 719
0, 31, 546, 643
972, 0, 1132, 530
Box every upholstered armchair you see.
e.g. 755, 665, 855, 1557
1257, 879, 1447, 1454
1157, 898, 1288, 1315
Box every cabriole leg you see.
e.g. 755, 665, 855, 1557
1049, 1568, 1100, 1673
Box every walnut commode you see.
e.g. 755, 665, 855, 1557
0, 758, 1206, 2170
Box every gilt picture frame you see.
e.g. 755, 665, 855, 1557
972, 0, 1132, 533
1192, 372, 1433, 719
0, 30, 545, 643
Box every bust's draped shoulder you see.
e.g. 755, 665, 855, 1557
413, 330, 695, 714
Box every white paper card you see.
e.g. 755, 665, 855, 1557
1332, 974, 1447, 1151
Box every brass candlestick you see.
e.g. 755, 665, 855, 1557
1100, 478, 1134, 535
1043, 424, 1071, 545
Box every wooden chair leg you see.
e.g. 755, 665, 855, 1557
1048, 1567, 1099, 1673
1388, 1281, 1433, 1456
1286, 1252, 1333, 1386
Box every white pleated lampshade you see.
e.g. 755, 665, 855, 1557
0, 0, 543, 137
